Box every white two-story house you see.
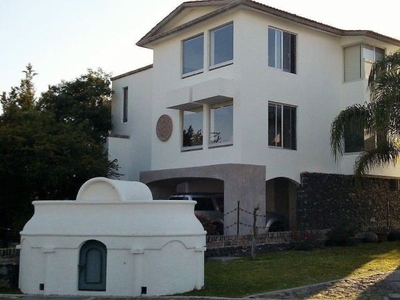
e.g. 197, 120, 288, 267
108, 0, 400, 235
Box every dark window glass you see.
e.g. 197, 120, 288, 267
122, 87, 128, 123
193, 197, 214, 211
269, 103, 296, 150
344, 124, 364, 153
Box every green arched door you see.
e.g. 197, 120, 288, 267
78, 240, 107, 291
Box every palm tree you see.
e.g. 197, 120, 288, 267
331, 51, 400, 175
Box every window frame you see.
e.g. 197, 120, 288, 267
182, 34, 205, 78
209, 22, 234, 70
268, 27, 297, 74
268, 102, 297, 150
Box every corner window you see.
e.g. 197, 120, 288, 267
210, 23, 233, 68
268, 103, 297, 150
182, 108, 203, 149
122, 87, 128, 123
268, 27, 296, 74
344, 126, 379, 153
209, 101, 233, 146
182, 34, 204, 76
344, 44, 385, 82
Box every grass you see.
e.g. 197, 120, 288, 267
2, 242, 400, 298
186, 241, 400, 298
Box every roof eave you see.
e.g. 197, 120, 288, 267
137, 0, 400, 48
137, 0, 234, 48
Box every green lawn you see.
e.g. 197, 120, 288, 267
187, 241, 400, 298
2, 242, 400, 298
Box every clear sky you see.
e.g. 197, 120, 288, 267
1, 0, 400, 98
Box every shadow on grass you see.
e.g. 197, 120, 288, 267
185, 241, 400, 299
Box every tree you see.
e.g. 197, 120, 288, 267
1, 63, 37, 113
0, 65, 119, 237
331, 51, 400, 175
38, 69, 112, 143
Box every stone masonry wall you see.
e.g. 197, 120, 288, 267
297, 172, 400, 232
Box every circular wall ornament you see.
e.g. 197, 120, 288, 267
156, 114, 173, 142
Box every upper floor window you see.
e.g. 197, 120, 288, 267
344, 125, 380, 153
209, 101, 233, 147
344, 44, 385, 82
122, 87, 128, 123
182, 34, 204, 76
182, 108, 203, 150
268, 27, 296, 74
268, 102, 297, 150
210, 23, 233, 68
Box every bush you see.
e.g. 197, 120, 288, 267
326, 228, 357, 247
388, 229, 400, 241
363, 232, 379, 243
293, 231, 321, 251
195, 214, 217, 235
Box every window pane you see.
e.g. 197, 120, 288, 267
183, 109, 203, 147
344, 45, 361, 82
283, 106, 296, 150
210, 24, 233, 66
375, 47, 385, 61
210, 102, 233, 145
344, 124, 364, 153
268, 104, 282, 147
269, 28, 295, 73
122, 87, 128, 123
282, 32, 294, 73
183, 35, 204, 75
268, 28, 281, 69
193, 197, 214, 211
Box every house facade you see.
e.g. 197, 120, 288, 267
108, 0, 400, 235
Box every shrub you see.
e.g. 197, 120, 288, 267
326, 228, 357, 247
363, 232, 379, 243
388, 229, 400, 241
293, 231, 321, 251
195, 214, 217, 235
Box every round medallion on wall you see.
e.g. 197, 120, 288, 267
156, 114, 173, 142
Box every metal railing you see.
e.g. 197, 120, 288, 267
0, 247, 19, 258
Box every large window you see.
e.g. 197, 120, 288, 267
122, 87, 128, 123
345, 125, 379, 153
344, 44, 385, 82
182, 34, 204, 76
268, 27, 296, 74
182, 108, 203, 149
268, 103, 297, 150
209, 101, 233, 146
210, 23, 233, 68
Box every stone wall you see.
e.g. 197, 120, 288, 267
205, 230, 328, 257
297, 172, 400, 232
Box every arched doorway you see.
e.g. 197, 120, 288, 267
78, 240, 107, 291
266, 177, 299, 231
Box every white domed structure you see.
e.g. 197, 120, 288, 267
19, 177, 206, 297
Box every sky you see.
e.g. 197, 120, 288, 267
1, 0, 400, 99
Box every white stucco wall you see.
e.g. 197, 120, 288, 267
109, 4, 400, 182
19, 178, 206, 297
109, 68, 153, 180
